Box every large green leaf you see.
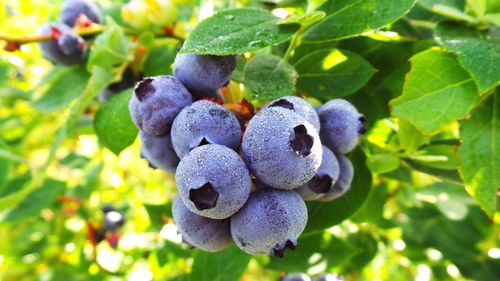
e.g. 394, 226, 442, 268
294, 49, 375, 99
266, 232, 359, 272
390, 49, 480, 135
2, 179, 65, 221
419, 0, 465, 11
189, 245, 251, 281
302, 0, 417, 42
94, 89, 138, 155
304, 148, 372, 233
243, 54, 297, 101
435, 21, 500, 93
458, 93, 499, 217
31, 66, 89, 112
180, 8, 300, 55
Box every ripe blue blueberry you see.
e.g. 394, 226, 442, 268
39, 23, 87, 65
263, 96, 320, 132
129, 75, 192, 136
139, 131, 180, 173
318, 99, 365, 154
103, 210, 125, 232
231, 188, 307, 257
242, 107, 322, 190
295, 146, 340, 201
173, 54, 236, 100
319, 155, 354, 201
175, 144, 251, 219
59, 0, 103, 27
281, 273, 311, 281
171, 100, 241, 159
172, 196, 232, 252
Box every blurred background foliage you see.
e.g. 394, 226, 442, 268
0, 0, 499, 281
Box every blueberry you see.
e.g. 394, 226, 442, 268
103, 210, 125, 232
59, 0, 103, 27
263, 96, 320, 132
139, 131, 180, 173
171, 100, 241, 158
38, 23, 87, 65
175, 144, 251, 219
281, 273, 311, 281
173, 54, 236, 100
242, 107, 322, 190
319, 155, 354, 201
129, 75, 192, 136
231, 188, 307, 257
295, 146, 340, 201
318, 99, 365, 154
172, 196, 232, 252
101, 204, 116, 214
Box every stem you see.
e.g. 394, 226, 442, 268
283, 30, 302, 61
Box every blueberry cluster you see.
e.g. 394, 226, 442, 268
129, 52, 365, 256
38, 0, 102, 65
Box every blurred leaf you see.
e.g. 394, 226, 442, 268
144, 202, 171, 231
458, 93, 499, 217
302, 0, 417, 42
31, 66, 90, 112
67, 66, 116, 137
353, 184, 389, 224
305, 148, 372, 233
435, 21, 500, 93
87, 23, 135, 71
143, 40, 177, 76
366, 153, 400, 174
189, 245, 251, 281
398, 119, 430, 152
180, 8, 300, 55
59, 153, 90, 169
418, 182, 474, 220
94, 89, 138, 155
2, 179, 65, 221
404, 158, 463, 183
266, 232, 359, 272
243, 54, 297, 101
390, 49, 480, 135
294, 49, 375, 100
419, 0, 465, 11
345, 231, 378, 271
414, 144, 459, 170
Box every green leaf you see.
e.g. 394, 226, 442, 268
418, 182, 475, 220
458, 93, 499, 217
404, 158, 463, 183
305, 148, 372, 233
2, 179, 65, 221
435, 21, 500, 93
180, 8, 300, 55
390, 49, 480, 135
67, 66, 116, 137
243, 54, 297, 101
31, 66, 89, 112
398, 119, 430, 153
266, 232, 359, 272
87, 23, 135, 71
294, 49, 375, 99
144, 202, 172, 231
302, 0, 417, 42
414, 144, 459, 170
94, 89, 138, 155
366, 153, 400, 174
143, 40, 177, 76
189, 245, 251, 281
353, 184, 389, 224
0, 157, 8, 191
